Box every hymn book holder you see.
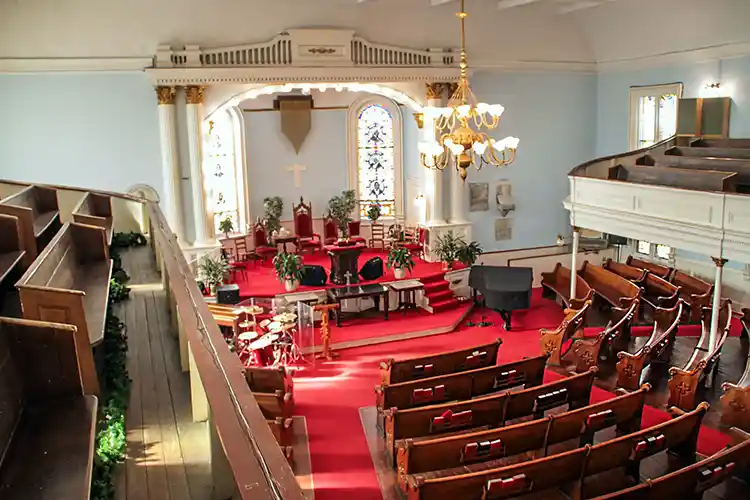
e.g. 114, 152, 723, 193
697, 461, 736, 492
412, 364, 434, 378
430, 409, 473, 433
462, 438, 506, 463
580, 409, 616, 444
533, 388, 569, 417
411, 385, 447, 405
465, 350, 488, 368
494, 369, 525, 391
483, 474, 532, 499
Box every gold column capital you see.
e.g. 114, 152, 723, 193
185, 86, 205, 105
155, 86, 176, 105
711, 257, 728, 267
425, 82, 445, 100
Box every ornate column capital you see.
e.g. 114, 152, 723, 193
425, 82, 446, 100
711, 257, 728, 267
185, 86, 205, 105
155, 86, 176, 105
445, 82, 459, 97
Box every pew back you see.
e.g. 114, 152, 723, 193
626, 256, 671, 279
72, 192, 113, 245
0, 185, 60, 266
603, 259, 647, 284
0, 214, 25, 286
540, 263, 593, 308
579, 262, 641, 308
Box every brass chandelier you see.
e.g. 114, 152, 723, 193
419, 0, 519, 181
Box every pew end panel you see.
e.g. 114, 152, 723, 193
0, 214, 25, 287
72, 192, 114, 245
721, 356, 750, 431
0, 205, 36, 267
540, 301, 590, 366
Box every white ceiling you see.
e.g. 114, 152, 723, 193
0, 0, 747, 68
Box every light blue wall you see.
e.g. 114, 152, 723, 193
0, 72, 162, 195
596, 56, 750, 157
466, 71, 598, 251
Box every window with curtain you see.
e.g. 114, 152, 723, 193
629, 83, 682, 150
205, 117, 239, 234
357, 103, 396, 217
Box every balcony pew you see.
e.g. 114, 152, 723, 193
395, 385, 649, 493
253, 390, 294, 420
15, 222, 112, 395
376, 354, 548, 415
0, 185, 61, 267
384, 368, 597, 464
593, 428, 750, 500
0, 215, 25, 290
603, 259, 647, 285
721, 338, 750, 431
540, 263, 594, 309
626, 256, 672, 280
608, 163, 739, 192
640, 152, 750, 185
539, 301, 591, 365
380, 339, 502, 385
570, 300, 639, 373
670, 270, 713, 323
245, 365, 294, 394
668, 301, 733, 411
579, 261, 642, 309
669, 143, 750, 159
616, 301, 683, 390
0, 317, 98, 500
71, 192, 113, 245
403, 403, 708, 500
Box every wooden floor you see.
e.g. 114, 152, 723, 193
115, 246, 212, 500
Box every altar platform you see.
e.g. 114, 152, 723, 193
231, 248, 464, 299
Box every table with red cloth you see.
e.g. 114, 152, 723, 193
324, 243, 366, 285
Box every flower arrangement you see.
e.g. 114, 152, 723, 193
366, 203, 382, 223
197, 254, 229, 294
273, 252, 304, 291
387, 246, 415, 279
218, 215, 234, 237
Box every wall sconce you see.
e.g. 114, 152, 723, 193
701, 82, 723, 98
413, 113, 424, 129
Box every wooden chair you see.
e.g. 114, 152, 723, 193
71, 192, 113, 245
0, 185, 61, 267
323, 216, 338, 245
221, 247, 247, 282
369, 222, 385, 249
292, 197, 321, 254
668, 300, 733, 410
346, 220, 367, 245
0, 317, 98, 500
402, 226, 426, 259
252, 220, 277, 263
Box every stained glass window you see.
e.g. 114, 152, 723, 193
357, 104, 396, 217
205, 117, 239, 234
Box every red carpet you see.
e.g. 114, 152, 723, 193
231, 249, 464, 298
291, 298, 733, 500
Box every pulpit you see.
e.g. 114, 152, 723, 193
325, 243, 366, 285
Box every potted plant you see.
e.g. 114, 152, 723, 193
197, 254, 230, 295
434, 232, 462, 270
327, 190, 357, 242
387, 246, 415, 279
273, 252, 304, 292
366, 203, 382, 224
263, 196, 284, 236
218, 214, 234, 238
456, 240, 483, 267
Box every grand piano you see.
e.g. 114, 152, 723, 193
469, 265, 533, 330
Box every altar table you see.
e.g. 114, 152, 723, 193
327, 284, 389, 327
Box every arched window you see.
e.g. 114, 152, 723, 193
348, 97, 403, 219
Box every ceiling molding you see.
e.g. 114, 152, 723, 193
0, 57, 153, 74
597, 40, 750, 73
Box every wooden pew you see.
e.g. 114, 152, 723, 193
0, 214, 25, 289
593, 428, 750, 500
640, 273, 681, 310
670, 270, 713, 323
616, 301, 683, 390
603, 259, 647, 285
570, 300, 639, 373
15, 222, 112, 395
253, 390, 294, 419
668, 301, 733, 411
640, 153, 750, 185
721, 341, 750, 431
541, 263, 593, 309
403, 403, 708, 500
380, 339, 502, 385
245, 365, 294, 394
608, 163, 739, 192
626, 256, 672, 280
267, 417, 295, 465
376, 354, 548, 414
579, 261, 641, 309
666, 144, 750, 159
0, 185, 61, 267
395, 385, 649, 493
539, 301, 591, 365
71, 192, 113, 245
384, 368, 598, 464
0, 317, 97, 499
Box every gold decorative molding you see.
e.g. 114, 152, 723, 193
413, 113, 424, 129
425, 82, 446, 100
445, 82, 459, 96
185, 85, 205, 105
155, 86, 176, 105
711, 257, 729, 267
308, 47, 336, 55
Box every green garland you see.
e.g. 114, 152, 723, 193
90, 231, 144, 499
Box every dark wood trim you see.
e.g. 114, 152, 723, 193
242, 105, 349, 113
0, 179, 142, 203
481, 244, 567, 256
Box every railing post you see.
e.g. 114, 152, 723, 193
570, 227, 580, 300
178, 309, 189, 372
189, 342, 209, 422
709, 257, 727, 351
209, 411, 239, 500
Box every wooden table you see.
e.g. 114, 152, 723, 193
388, 280, 423, 314
327, 284, 389, 327
274, 235, 298, 253
324, 243, 366, 285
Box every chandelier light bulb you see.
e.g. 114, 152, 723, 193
488, 104, 505, 117
472, 141, 488, 155
456, 104, 471, 119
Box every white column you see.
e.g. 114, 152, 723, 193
185, 86, 208, 244
709, 257, 727, 351
570, 228, 580, 300
424, 83, 446, 224
155, 87, 184, 242
450, 165, 468, 223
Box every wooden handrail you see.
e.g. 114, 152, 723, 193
146, 201, 305, 500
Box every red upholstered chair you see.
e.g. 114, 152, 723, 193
323, 216, 338, 245
346, 220, 367, 245
252, 221, 277, 263
403, 226, 426, 259
293, 197, 322, 254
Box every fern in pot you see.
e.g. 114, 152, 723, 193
327, 190, 357, 241
198, 255, 230, 295
273, 252, 304, 292
387, 246, 415, 279
263, 196, 284, 236
366, 203, 382, 224
434, 232, 462, 270
218, 214, 234, 238
456, 240, 483, 267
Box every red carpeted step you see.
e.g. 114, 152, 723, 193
423, 280, 450, 294
425, 289, 454, 303
430, 297, 460, 313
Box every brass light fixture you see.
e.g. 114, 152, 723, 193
419, 0, 519, 181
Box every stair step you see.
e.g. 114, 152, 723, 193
423, 280, 450, 294
430, 298, 460, 313
425, 289, 454, 302
421, 273, 447, 284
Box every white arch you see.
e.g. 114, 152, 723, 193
127, 183, 160, 202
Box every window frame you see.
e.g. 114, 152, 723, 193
346, 95, 403, 221
635, 239, 674, 262
628, 83, 683, 151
